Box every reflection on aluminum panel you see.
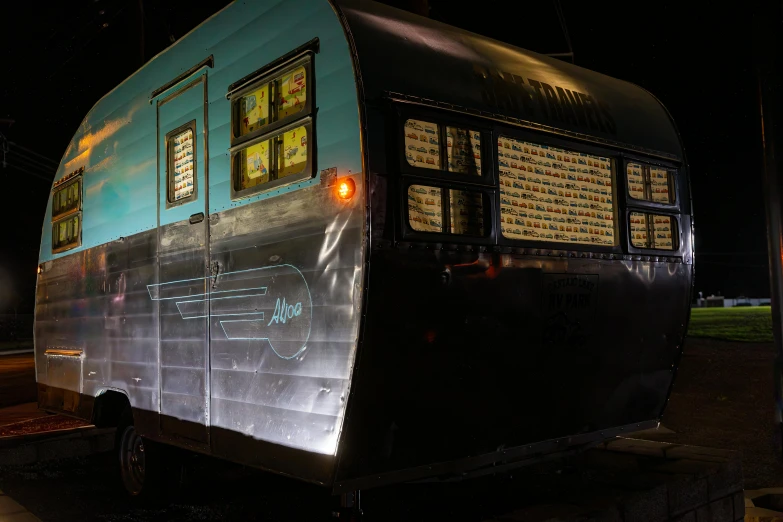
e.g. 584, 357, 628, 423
148, 264, 313, 359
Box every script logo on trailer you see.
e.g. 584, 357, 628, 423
147, 264, 313, 359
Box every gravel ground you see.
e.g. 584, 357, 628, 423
638, 336, 783, 489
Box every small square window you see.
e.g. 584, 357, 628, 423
404, 119, 440, 170
233, 123, 311, 195
234, 62, 309, 140
627, 162, 675, 204
407, 184, 486, 236
403, 119, 483, 177
52, 212, 81, 253
630, 212, 676, 250
52, 178, 81, 219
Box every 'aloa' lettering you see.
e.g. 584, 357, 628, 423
268, 297, 303, 326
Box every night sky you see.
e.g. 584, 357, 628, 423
0, 1, 765, 313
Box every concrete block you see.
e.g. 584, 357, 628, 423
705, 458, 743, 501
704, 495, 733, 522
620, 484, 668, 522
668, 476, 708, 517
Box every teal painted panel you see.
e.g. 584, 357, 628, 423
40, 0, 362, 262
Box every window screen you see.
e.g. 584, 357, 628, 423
407, 184, 485, 236
498, 136, 614, 245
630, 212, 676, 250
626, 162, 675, 204
167, 124, 196, 204
231, 55, 313, 199
52, 213, 81, 252
404, 119, 482, 176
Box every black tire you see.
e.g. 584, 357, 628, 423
116, 406, 169, 503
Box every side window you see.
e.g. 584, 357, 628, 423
497, 136, 615, 246
400, 114, 491, 239
51, 168, 83, 253
166, 121, 197, 206
626, 162, 675, 204
404, 119, 482, 176
407, 184, 486, 236
629, 212, 677, 250
230, 54, 313, 199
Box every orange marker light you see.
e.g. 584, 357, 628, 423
337, 178, 355, 200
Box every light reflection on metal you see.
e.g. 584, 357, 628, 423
148, 265, 312, 359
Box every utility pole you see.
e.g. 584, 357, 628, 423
755, 2, 783, 457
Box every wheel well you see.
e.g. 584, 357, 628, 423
92, 390, 131, 428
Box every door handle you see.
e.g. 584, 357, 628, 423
189, 212, 204, 224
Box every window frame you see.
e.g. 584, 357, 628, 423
51, 211, 82, 254
165, 119, 198, 209
623, 157, 678, 208
626, 210, 681, 253
397, 107, 496, 189
396, 107, 497, 245
402, 178, 493, 239
229, 117, 315, 200
51, 176, 82, 221
228, 51, 316, 201
492, 125, 621, 252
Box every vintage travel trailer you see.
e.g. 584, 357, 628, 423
35, 0, 694, 505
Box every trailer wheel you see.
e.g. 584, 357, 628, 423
117, 406, 163, 500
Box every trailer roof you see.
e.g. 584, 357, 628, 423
335, 0, 683, 161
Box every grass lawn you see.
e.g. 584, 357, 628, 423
688, 306, 773, 342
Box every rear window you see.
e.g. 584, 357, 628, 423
498, 136, 615, 245
626, 162, 675, 204
407, 184, 485, 236
630, 212, 676, 250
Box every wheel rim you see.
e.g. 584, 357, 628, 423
120, 425, 145, 495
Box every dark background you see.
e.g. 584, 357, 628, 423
0, 0, 763, 314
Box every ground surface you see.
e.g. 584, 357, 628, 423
0, 353, 37, 409
0, 314, 778, 520
689, 306, 773, 342
642, 337, 783, 490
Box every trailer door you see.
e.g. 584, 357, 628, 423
153, 72, 210, 446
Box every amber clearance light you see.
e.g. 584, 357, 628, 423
336, 178, 356, 200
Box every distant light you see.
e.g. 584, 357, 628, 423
336, 178, 355, 200
102, 23, 109, 28
37, 265, 43, 275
